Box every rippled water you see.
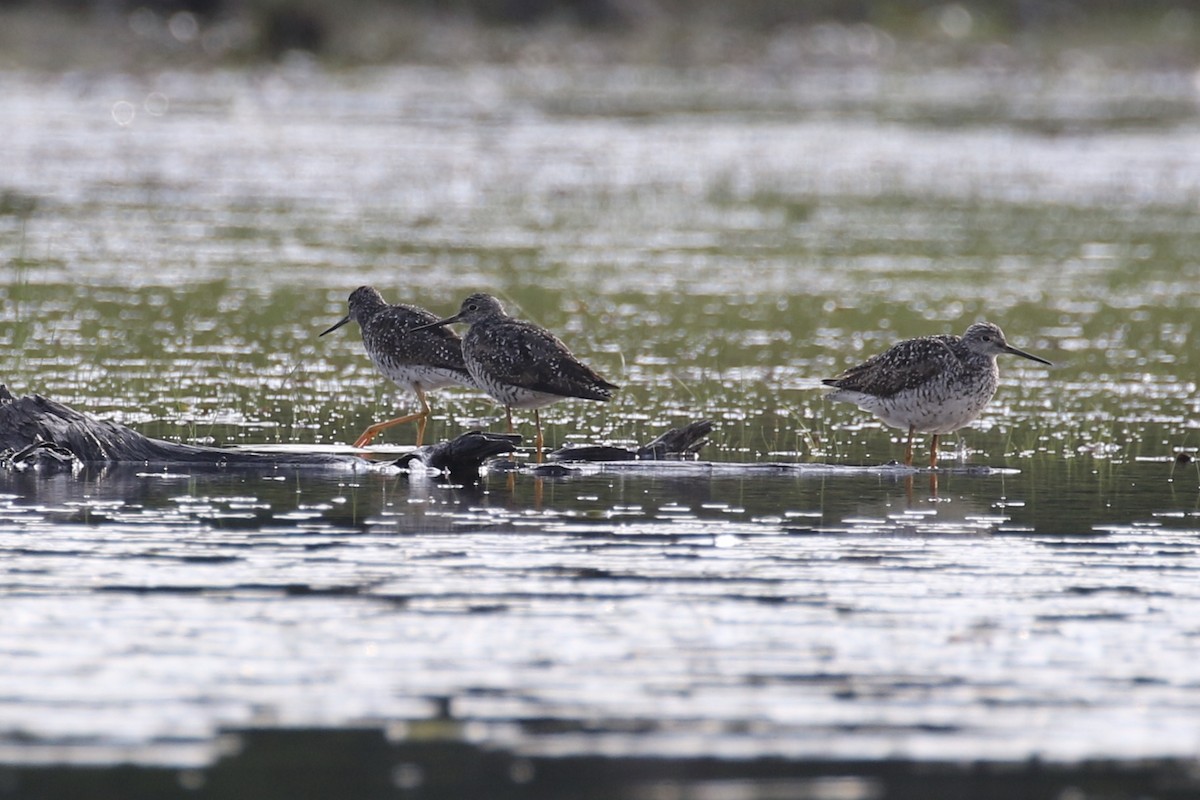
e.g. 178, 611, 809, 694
2, 54, 1200, 784
2, 457, 1198, 770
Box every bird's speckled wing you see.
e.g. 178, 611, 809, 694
371, 305, 469, 373
823, 335, 960, 399
468, 319, 617, 401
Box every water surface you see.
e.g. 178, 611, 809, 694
2, 56, 1200, 781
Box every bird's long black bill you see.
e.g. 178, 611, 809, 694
319, 315, 351, 337
1005, 344, 1052, 366
410, 313, 461, 332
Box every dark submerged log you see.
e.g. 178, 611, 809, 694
0, 386, 686, 475
547, 420, 715, 462
395, 432, 520, 479
0, 386, 350, 468
0, 385, 514, 475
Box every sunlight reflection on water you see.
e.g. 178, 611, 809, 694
2, 61, 1200, 770
1, 458, 1198, 766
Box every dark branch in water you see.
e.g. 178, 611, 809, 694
0, 385, 350, 468
0, 385, 508, 475
395, 431, 521, 478
548, 420, 714, 461
0, 385, 706, 478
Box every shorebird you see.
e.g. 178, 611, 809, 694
823, 321, 1051, 467
414, 293, 618, 462
320, 286, 474, 448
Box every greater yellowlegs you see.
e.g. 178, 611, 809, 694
823, 321, 1051, 467
415, 293, 618, 462
320, 286, 474, 448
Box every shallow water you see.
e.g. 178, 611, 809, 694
1, 457, 1198, 768
2, 55, 1200, 779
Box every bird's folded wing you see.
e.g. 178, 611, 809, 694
824, 337, 958, 399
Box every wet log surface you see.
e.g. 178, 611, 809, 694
0, 385, 351, 469
547, 420, 716, 462
0, 385, 522, 473
0, 386, 710, 475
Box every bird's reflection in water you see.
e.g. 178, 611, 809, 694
904, 471, 940, 503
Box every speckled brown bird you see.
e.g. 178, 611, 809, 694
321, 286, 475, 448
415, 293, 618, 462
823, 321, 1051, 468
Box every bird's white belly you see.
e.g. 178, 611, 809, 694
838, 389, 991, 434
377, 363, 468, 393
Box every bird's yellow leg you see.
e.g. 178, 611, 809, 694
353, 412, 426, 448
929, 433, 939, 469
413, 386, 431, 447
505, 406, 514, 434
534, 409, 544, 464
903, 424, 915, 467
352, 386, 432, 449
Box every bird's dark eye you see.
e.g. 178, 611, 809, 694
468, 304, 478, 311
